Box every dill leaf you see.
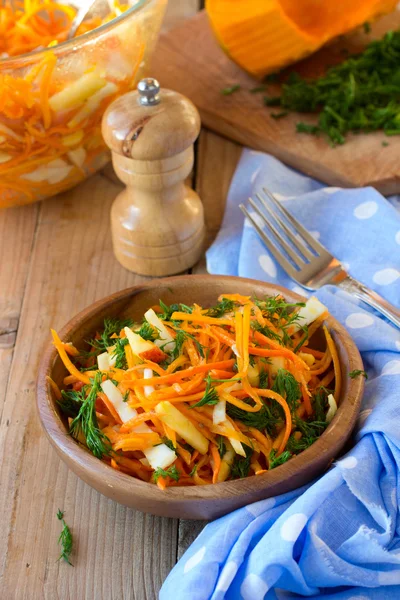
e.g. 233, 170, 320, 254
57, 509, 73, 566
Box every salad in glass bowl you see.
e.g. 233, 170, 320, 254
0, 0, 167, 208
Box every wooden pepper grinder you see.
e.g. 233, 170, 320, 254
102, 78, 205, 276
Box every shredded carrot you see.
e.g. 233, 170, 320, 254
52, 293, 338, 487
324, 326, 342, 401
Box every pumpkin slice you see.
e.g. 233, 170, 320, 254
206, 0, 398, 78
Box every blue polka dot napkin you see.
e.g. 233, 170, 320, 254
160, 150, 400, 600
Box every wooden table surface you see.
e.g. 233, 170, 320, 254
0, 2, 242, 598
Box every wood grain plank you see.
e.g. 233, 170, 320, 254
152, 10, 400, 194
163, 0, 201, 31
0, 204, 39, 422
0, 174, 178, 600
192, 129, 241, 274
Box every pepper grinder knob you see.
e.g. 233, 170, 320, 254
101, 78, 205, 276
137, 78, 161, 106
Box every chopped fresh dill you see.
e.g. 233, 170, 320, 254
161, 437, 178, 454
87, 318, 133, 354
206, 297, 236, 318
349, 369, 368, 380
363, 21, 371, 34
110, 337, 129, 369
216, 435, 226, 458
137, 322, 160, 341
230, 445, 253, 479
250, 84, 268, 93
294, 326, 309, 354
153, 465, 180, 483
171, 329, 205, 361
122, 390, 130, 403
191, 375, 219, 408
270, 111, 288, 119
69, 372, 111, 459
221, 84, 241, 95
57, 509, 73, 566
313, 387, 330, 422
253, 295, 305, 346
263, 95, 281, 106
189, 464, 198, 477
251, 320, 284, 345
272, 369, 301, 413
258, 369, 269, 390
58, 388, 85, 418
269, 449, 292, 469
159, 300, 193, 320
226, 401, 279, 436
274, 31, 400, 145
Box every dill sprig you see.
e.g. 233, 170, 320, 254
191, 375, 219, 408
272, 369, 301, 413
206, 297, 236, 318
253, 295, 305, 346
349, 369, 368, 380
57, 509, 73, 566
159, 300, 193, 321
226, 401, 280, 436
110, 337, 129, 369
137, 322, 160, 341
251, 320, 284, 345
88, 318, 133, 354
69, 372, 111, 459
170, 329, 205, 361
276, 31, 400, 145
153, 465, 180, 483
216, 435, 226, 457
230, 445, 253, 479
58, 388, 85, 418
269, 449, 292, 469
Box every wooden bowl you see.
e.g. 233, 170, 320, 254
36, 275, 364, 520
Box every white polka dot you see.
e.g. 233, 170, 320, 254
183, 546, 206, 574
382, 360, 400, 376
391, 488, 397, 509
339, 456, 358, 469
396, 230, 400, 245
395, 341, 400, 351
353, 201, 378, 220
321, 187, 342, 194
341, 262, 350, 272
280, 513, 308, 542
258, 254, 277, 278
309, 230, 320, 240
246, 497, 275, 517
244, 211, 265, 230
240, 573, 269, 600
291, 285, 305, 296
215, 561, 238, 592
345, 313, 374, 329
372, 268, 400, 286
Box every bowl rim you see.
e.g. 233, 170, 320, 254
0, 0, 154, 67
36, 274, 365, 505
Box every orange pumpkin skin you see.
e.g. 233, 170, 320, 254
206, 0, 398, 78
139, 347, 168, 364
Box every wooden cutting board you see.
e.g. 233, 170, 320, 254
152, 10, 400, 194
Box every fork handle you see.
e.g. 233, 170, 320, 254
338, 276, 400, 329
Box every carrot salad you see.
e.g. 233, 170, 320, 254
49, 293, 341, 489
0, 0, 147, 207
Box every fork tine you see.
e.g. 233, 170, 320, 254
239, 204, 299, 279
248, 198, 305, 268
262, 187, 328, 256
255, 193, 315, 261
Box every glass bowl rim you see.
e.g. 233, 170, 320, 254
0, 0, 153, 67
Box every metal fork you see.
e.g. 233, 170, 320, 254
240, 188, 400, 329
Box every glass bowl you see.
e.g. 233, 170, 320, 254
0, 0, 167, 209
